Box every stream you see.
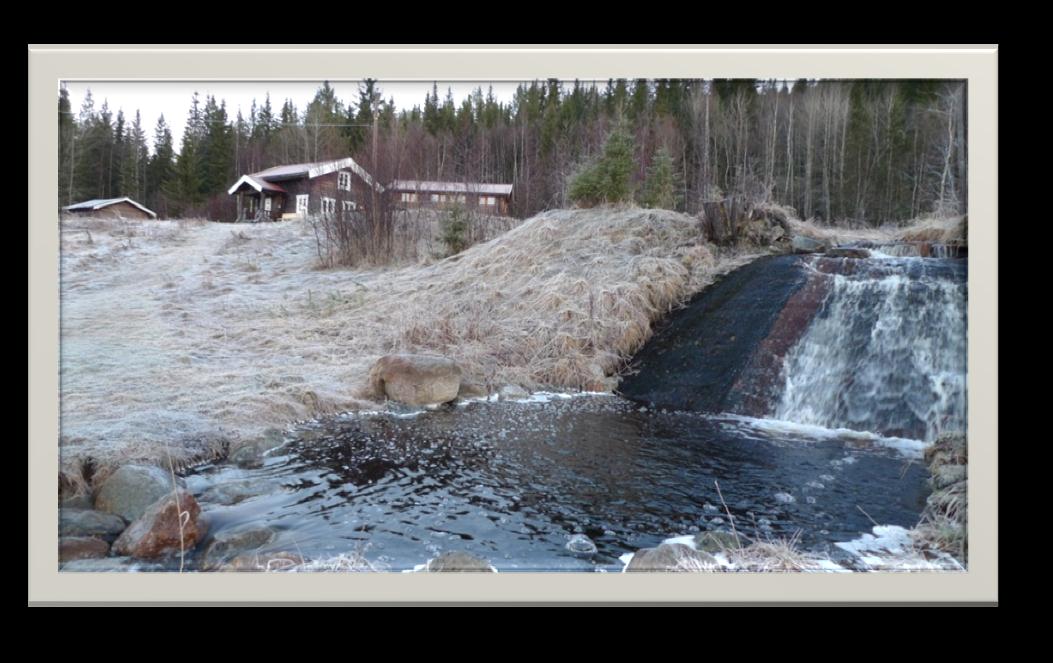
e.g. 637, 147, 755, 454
179, 252, 966, 572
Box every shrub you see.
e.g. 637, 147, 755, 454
639, 146, 681, 211
440, 204, 471, 256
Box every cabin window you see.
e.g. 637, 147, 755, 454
455, 194, 466, 204
338, 171, 352, 191
481, 196, 496, 206
342, 200, 356, 218
296, 194, 309, 216
401, 192, 418, 203
264, 197, 272, 212
321, 197, 336, 219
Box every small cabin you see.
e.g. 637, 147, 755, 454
390, 180, 513, 217
61, 197, 157, 220
227, 157, 380, 222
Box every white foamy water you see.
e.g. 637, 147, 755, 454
774, 258, 966, 442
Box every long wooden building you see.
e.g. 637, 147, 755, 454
389, 180, 513, 216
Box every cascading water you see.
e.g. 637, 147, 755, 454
773, 257, 967, 441
152, 251, 968, 573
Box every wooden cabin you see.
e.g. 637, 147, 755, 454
61, 197, 157, 220
227, 157, 380, 222
389, 180, 514, 217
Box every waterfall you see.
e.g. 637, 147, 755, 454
773, 257, 967, 441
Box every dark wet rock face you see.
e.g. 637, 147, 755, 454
619, 255, 810, 414
621, 253, 966, 441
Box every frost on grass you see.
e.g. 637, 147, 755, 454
59, 209, 735, 490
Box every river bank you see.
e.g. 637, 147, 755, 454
58, 206, 968, 572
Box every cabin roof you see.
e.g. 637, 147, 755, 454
227, 175, 289, 195
61, 197, 157, 218
257, 158, 380, 188
391, 180, 513, 196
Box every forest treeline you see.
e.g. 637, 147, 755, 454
58, 78, 966, 224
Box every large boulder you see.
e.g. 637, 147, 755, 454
59, 508, 127, 540
112, 489, 207, 559
94, 464, 182, 522
369, 354, 462, 406
625, 543, 717, 572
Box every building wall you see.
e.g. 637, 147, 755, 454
392, 191, 512, 217
265, 169, 369, 219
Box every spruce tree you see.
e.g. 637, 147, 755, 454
568, 120, 635, 206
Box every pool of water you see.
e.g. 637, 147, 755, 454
187, 394, 931, 572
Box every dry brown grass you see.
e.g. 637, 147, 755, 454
60, 207, 750, 491
896, 215, 967, 244
910, 431, 967, 562
671, 531, 826, 573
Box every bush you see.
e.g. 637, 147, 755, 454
568, 123, 635, 207
440, 204, 471, 256
639, 146, 680, 211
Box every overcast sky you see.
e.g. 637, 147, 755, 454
61, 81, 529, 151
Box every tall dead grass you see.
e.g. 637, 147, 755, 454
346, 207, 721, 395
59, 207, 741, 490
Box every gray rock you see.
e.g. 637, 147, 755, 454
94, 464, 182, 522
200, 525, 278, 570
791, 235, 827, 254
59, 536, 111, 562
425, 551, 496, 572
626, 543, 717, 572
59, 508, 127, 540
60, 492, 94, 510
694, 530, 739, 553
369, 354, 462, 406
